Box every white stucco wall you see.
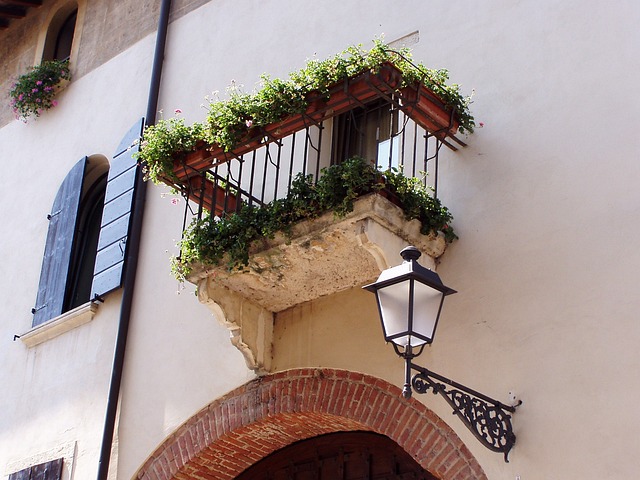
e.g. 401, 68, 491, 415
0, 28, 251, 479
0, 34, 151, 480
3, 1, 640, 479
141, 1, 640, 478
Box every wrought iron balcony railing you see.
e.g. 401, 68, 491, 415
163, 61, 467, 224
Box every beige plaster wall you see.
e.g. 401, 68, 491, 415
272, 287, 403, 379
132, 1, 640, 478
0, 27, 151, 477
2, 0, 640, 479
0, 19, 252, 476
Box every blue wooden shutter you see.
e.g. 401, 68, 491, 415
8, 468, 30, 480
32, 157, 87, 326
91, 119, 144, 299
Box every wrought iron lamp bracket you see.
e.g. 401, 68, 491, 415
404, 358, 521, 462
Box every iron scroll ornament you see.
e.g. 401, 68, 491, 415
409, 362, 521, 462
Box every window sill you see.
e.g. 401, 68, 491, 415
20, 302, 98, 348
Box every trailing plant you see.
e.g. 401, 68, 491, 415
172, 157, 456, 281
383, 168, 458, 243
137, 39, 475, 183
204, 39, 474, 152
9, 59, 71, 121
139, 115, 206, 183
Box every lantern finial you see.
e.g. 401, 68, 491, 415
400, 245, 421, 262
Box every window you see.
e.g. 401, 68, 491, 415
331, 99, 400, 170
31, 157, 107, 326
64, 164, 107, 311
8, 458, 63, 480
53, 9, 77, 61
31, 120, 143, 327
42, 3, 79, 63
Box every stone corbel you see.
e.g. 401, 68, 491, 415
197, 276, 273, 374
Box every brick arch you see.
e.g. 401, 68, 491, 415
135, 368, 486, 480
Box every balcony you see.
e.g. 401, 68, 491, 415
138, 45, 472, 371
167, 61, 468, 217
189, 193, 446, 314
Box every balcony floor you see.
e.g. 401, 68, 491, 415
190, 193, 446, 314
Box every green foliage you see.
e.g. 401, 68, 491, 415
172, 157, 456, 281
9, 60, 71, 121
204, 40, 475, 152
383, 168, 457, 243
138, 39, 475, 183
138, 116, 206, 183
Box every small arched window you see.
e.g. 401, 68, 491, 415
42, 3, 79, 63
53, 9, 77, 61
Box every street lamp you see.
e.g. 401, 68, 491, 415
363, 246, 521, 462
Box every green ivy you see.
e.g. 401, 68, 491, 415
172, 157, 456, 281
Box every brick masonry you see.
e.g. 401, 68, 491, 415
135, 368, 487, 480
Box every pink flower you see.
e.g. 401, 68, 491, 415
18, 94, 23, 101
52, 100, 58, 107
479, 122, 485, 128
32, 88, 38, 93
171, 198, 179, 205
245, 119, 253, 128
36, 80, 42, 85
174, 109, 182, 114
44, 86, 53, 92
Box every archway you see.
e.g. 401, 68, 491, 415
135, 368, 486, 480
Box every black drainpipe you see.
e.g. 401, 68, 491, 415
96, 0, 172, 478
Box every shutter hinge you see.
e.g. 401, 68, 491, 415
47, 210, 62, 220
31, 303, 47, 314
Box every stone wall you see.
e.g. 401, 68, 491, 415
0, 0, 209, 126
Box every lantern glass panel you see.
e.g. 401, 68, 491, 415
412, 280, 445, 344
377, 280, 410, 342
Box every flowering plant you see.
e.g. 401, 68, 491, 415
137, 40, 475, 182
139, 112, 206, 184
9, 60, 71, 121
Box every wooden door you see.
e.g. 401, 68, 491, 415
235, 431, 438, 480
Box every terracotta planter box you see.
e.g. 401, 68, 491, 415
172, 144, 213, 181
171, 63, 407, 181
399, 84, 459, 138
187, 175, 239, 216
169, 62, 461, 182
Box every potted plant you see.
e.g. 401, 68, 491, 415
9, 59, 71, 121
136, 40, 476, 200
